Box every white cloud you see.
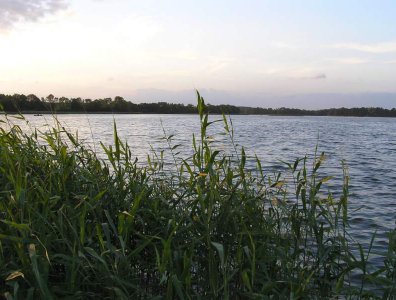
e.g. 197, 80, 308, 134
0, 0, 68, 30
261, 67, 326, 80
332, 42, 396, 53
330, 58, 369, 64
271, 41, 300, 50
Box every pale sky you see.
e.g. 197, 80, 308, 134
1, 0, 396, 108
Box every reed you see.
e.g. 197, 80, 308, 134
0, 92, 395, 299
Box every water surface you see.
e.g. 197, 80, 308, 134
4, 113, 396, 269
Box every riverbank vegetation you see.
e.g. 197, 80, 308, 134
0, 93, 395, 298
1, 92, 396, 117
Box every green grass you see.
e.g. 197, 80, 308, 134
0, 92, 395, 299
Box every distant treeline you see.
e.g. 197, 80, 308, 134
1, 93, 396, 117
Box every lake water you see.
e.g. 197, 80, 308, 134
4, 113, 396, 269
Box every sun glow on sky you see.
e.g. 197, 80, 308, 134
1, 0, 396, 108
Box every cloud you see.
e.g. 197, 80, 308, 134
297, 73, 326, 80
331, 58, 369, 65
311, 73, 326, 79
263, 68, 327, 80
0, 0, 68, 30
271, 42, 300, 50
332, 42, 396, 53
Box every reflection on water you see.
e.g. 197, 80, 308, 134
3, 113, 396, 269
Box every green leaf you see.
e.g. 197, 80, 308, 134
211, 242, 225, 268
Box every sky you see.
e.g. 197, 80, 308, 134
0, 0, 396, 108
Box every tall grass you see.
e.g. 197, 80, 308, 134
0, 93, 395, 299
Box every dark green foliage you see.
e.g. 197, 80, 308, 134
0, 93, 395, 299
1, 92, 396, 116
0, 93, 234, 115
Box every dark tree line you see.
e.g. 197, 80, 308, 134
0, 93, 239, 114
239, 106, 396, 117
1, 93, 395, 117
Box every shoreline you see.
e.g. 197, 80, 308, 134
2, 111, 396, 118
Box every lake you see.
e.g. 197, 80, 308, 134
4, 113, 396, 269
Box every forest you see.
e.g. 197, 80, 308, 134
1, 93, 396, 117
